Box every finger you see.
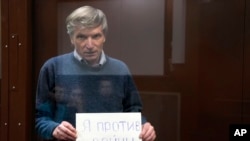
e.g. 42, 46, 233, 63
53, 126, 68, 140
140, 122, 151, 136
140, 122, 156, 141
60, 121, 77, 140
143, 130, 156, 141
54, 122, 77, 140
62, 121, 77, 134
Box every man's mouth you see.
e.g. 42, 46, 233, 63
85, 52, 96, 56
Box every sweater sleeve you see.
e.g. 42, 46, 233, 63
35, 60, 59, 139
122, 74, 147, 124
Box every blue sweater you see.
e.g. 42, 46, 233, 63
35, 52, 146, 140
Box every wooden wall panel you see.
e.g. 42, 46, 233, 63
1, 0, 32, 140
32, 0, 58, 84
243, 0, 250, 123
196, 0, 245, 140
1, 0, 9, 140
140, 92, 180, 141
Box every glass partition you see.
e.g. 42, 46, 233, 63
33, 1, 175, 141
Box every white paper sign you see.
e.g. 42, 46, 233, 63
76, 113, 142, 141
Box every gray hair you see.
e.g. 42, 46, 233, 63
66, 6, 108, 36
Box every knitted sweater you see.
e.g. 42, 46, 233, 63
35, 52, 145, 140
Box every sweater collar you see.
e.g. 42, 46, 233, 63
73, 49, 106, 67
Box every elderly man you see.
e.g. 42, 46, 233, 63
35, 5, 156, 141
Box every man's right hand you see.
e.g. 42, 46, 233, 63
52, 121, 77, 141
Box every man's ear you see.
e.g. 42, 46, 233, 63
70, 37, 74, 45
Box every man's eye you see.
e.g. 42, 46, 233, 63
77, 35, 87, 40
93, 34, 102, 39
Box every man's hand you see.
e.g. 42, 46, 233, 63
140, 122, 156, 141
52, 121, 77, 141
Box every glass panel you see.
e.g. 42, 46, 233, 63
33, 1, 170, 140
57, 0, 165, 75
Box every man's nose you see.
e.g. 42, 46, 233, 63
85, 38, 94, 49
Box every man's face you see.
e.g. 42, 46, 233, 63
70, 25, 105, 66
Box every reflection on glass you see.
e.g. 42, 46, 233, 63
37, 75, 140, 126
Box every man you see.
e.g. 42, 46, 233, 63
35, 5, 156, 141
